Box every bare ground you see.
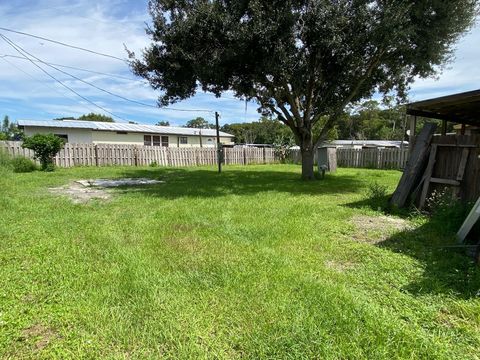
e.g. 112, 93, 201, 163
350, 214, 412, 244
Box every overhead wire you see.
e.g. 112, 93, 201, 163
0, 56, 98, 115
0, 33, 129, 121
0, 27, 126, 62
1, 34, 215, 116
0, 54, 146, 82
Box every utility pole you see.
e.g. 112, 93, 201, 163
215, 111, 222, 173
199, 129, 203, 148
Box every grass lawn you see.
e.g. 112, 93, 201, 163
0, 164, 479, 359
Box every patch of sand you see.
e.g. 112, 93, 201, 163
351, 214, 412, 244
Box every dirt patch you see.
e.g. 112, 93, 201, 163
76, 178, 163, 187
49, 178, 163, 204
20, 324, 58, 351
351, 214, 411, 244
49, 182, 111, 204
325, 260, 356, 272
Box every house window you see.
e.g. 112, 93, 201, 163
179, 136, 188, 145
144, 135, 152, 146
54, 134, 68, 142
153, 135, 161, 146
161, 136, 169, 147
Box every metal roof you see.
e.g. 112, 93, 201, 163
407, 89, 480, 126
325, 140, 408, 148
17, 119, 234, 137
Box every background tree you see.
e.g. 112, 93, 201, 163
22, 134, 65, 171
131, 0, 477, 179
156, 120, 170, 126
0, 115, 23, 140
184, 117, 215, 129
78, 113, 115, 122
222, 117, 293, 144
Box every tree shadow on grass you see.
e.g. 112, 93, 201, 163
376, 216, 480, 299
114, 166, 365, 199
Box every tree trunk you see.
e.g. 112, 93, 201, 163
300, 137, 315, 180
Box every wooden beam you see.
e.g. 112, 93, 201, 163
406, 108, 479, 126
441, 120, 447, 136
456, 148, 470, 181
430, 178, 460, 186
390, 123, 437, 208
457, 195, 480, 244
419, 144, 438, 209
409, 115, 417, 148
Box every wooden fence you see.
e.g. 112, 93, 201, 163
336, 147, 409, 169
0, 141, 276, 168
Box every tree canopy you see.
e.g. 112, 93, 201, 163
156, 120, 170, 126
0, 115, 23, 140
78, 113, 115, 122
184, 117, 215, 129
222, 117, 293, 144
131, 0, 478, 179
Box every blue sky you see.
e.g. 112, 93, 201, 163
0, 0, 479, 126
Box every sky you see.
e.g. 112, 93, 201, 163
0, 0, 479, 127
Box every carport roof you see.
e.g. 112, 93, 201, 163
406, 89, 480, 126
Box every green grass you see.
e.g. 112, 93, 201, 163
0, 164, 479, 359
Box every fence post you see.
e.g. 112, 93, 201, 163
94, 144, 99, 167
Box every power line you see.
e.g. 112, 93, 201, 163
1, 34, 215, 117
0, 54, 145, 82
0, 56, 97, 115
0, 33, 128, 121
0, 27, 126, 62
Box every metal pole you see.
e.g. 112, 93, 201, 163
215, 111, 222, 173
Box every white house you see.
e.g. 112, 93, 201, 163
18, 120, 234, 147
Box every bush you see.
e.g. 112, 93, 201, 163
11, 156, 37, 173
425, 187, 471, 231
22, 134, 64, 171
366, 181, 388, 209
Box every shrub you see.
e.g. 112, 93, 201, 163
11, 156, 37, 173
366, 181, 388, 209
22, 134, 64, 171
425, 187, 471, 231
149, 161, 158, 167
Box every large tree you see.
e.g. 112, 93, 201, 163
131, 0, 477, 179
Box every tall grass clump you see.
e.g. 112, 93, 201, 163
11, 156, 37, 173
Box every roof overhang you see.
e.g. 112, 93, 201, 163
406, 89, 480, 126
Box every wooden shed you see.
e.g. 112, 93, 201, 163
391, 89, 480, 208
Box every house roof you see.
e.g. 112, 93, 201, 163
325, 140, 408, 148
406, 89, 480, 126
17, 119, 235, 137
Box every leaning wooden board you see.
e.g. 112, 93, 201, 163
390, 123, 437, 208
457, 195, 480, 244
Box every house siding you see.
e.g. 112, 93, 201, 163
23, 126, 93, 143
22, 125, 233, 147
